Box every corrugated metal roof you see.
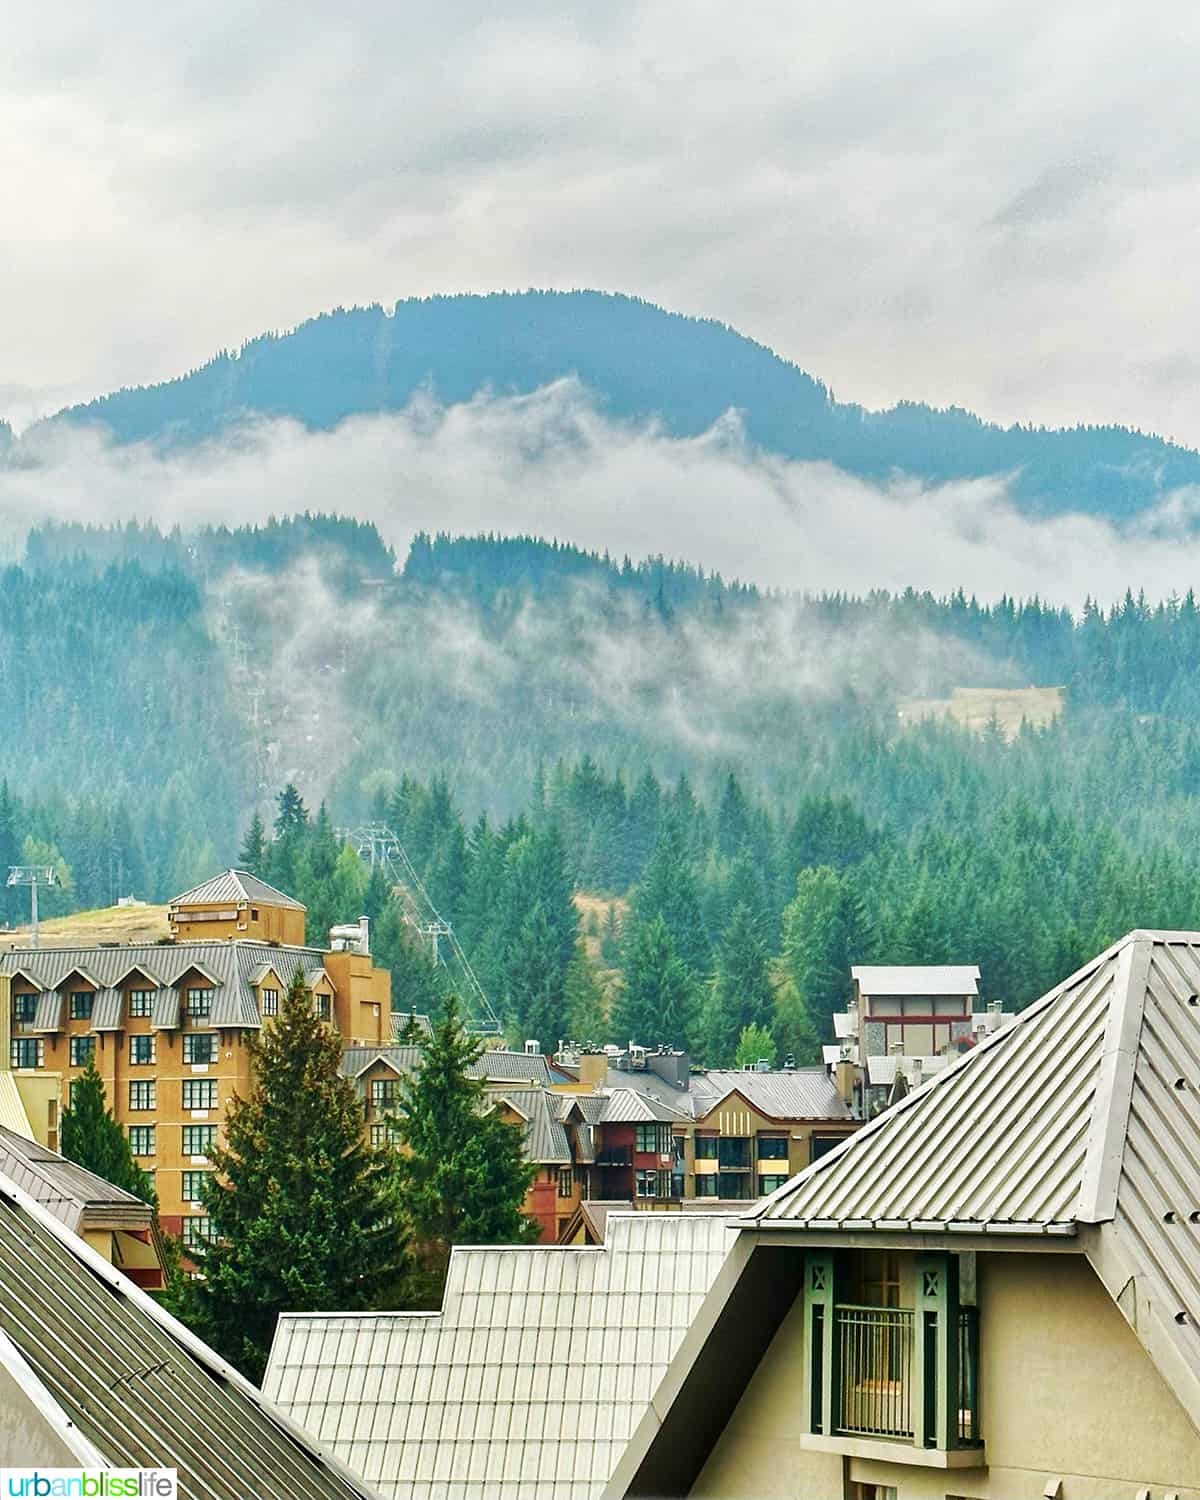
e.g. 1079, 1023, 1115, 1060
690, 1068, 852, 1122
2, 941, 333, 1032
92, 987, 123, 1030
752, 944, 1115, 1230
338, 1046, 550, 1086
264, 1214, 735, 1500
832, 1012, 856, 1038
490, 1090, 572, 1165
0, 1168, 383, 1498
0, 1123, 151, 1235
171, 869, 307, 910
601, 1087, 689, 1124
850, 963, 980, 996
390, 1012, 434, 1040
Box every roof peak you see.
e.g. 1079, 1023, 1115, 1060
170, 869, 306, 911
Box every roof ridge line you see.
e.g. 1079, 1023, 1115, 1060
744, 934, 1131, 1224
1075, 935, 1153, 1224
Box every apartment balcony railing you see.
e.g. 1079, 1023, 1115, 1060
834, 1305, 915, 1440
958, 1306, 979, 1444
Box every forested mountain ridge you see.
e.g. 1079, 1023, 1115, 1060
10, 518, 1200, 1047
22, 291, 1200, 522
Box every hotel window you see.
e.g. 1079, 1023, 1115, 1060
12, 993, 36, 1024
186, 987, 215, 1020
694, 1174, 718, 1197
69, 1036, 95, 1067
181, 1170, 209, 1203
635, 1123, 671, 1154
694, 1135, 718, 1159
371, 1121, 401, 1147
128, 989, 155, 1018
757, 1135, 789, 1159
129, 1034, 156, 1065
181, 1216, 211, 1250
183, 1033, 217, 1065
9, 1038, 43, 1069
129, 1080, 156, 1111
370, 1078, 398, 1110
558, 1167, 574, 1198
182, 1125, 217, 1157
183, 1079, 217, 1110
313, 993, 331, 1021
758, 1174, 788, 1195
260, 987, 279, 1016
128, 1126, 155, 1157
69, 992, 94, 1020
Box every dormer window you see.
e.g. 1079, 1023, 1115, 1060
186, 987, 215, 1020
69, 992, 94, 1021
260, 988, 279, 1016
128, 989, 155, 1018
12, 993, 36, 1025
314, 993, 331, 1021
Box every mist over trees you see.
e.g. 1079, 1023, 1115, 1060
24, 291, 1200, 522
8, 519, 1200, 1053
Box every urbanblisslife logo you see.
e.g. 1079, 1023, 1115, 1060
1, 1473, 176, 1497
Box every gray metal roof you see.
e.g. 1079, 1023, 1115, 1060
864, 1054, 950, 1087
689, 1068, 852, 1121
340, 1045, 552, 1087
850, 963, 980, 996
752, 943, 1117, 1231
391, 1012, 434, 1040
171, 869, 307, 910
264, 1214, 736, 1500
1, 940, 334, 1031
599, 1064, 850, 1123
0, 1123, 151, 1235
0, 1168, 383, 1498
490, 1090, 573, 1165
600, 1087, 690, 1124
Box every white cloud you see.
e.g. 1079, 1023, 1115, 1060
5, 381, 1200, 608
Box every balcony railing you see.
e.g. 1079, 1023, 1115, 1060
834, 1305, 914, 1440
958, 1306, 979, 1443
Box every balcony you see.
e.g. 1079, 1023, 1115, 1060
835, 1305, 914, 1440
804, 1252, 983, 1468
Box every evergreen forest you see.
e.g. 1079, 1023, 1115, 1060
7, 517, 1200, 1056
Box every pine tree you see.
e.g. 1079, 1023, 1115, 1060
631, 819, 709, 973
504, 902, 567, 1050
171, 972, 409, 1381
237, 812, 268, 876
700, 902, 775, 1066
782, 867, 872, 1037
392, 997, 538, 1299
563, 944, 608, 1043
611, 914, 695, 1049
60, 1059, 156, 1205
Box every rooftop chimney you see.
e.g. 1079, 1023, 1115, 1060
524, 1039, 539, 1056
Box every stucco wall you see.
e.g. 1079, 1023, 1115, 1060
0, 1363, 81, 1466
690, 1249, 1200, 1500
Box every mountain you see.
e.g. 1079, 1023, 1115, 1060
29, 291, 1200, 522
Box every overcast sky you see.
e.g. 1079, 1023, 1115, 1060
3, 2, 1199, 443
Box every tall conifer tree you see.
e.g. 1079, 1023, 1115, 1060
173, 972, 409, 1380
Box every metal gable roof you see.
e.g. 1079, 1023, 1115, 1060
0, 1124, 151, 1235
171, 869, 306, 910
1, 939, 337, 1033
490, 1089, 573, 1165
601, 1087, 689, 1124
851, 963, 981, 996
263, 1214, 736, 1500
691, 1068, 852, 1122
0, 1169, 382, 1499
751, 942, 1118, 1231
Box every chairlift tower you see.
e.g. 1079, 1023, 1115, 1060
336, 823, 500, 1034
7, 865, 57, 949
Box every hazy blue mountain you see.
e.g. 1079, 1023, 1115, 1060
29, 290, 1200, 520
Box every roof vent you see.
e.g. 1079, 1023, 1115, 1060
1174, 1077, 1188, 1090
755, 1059, 771, 1072
1175, 1310, 1190, 1324
524, 1039, 539, 1055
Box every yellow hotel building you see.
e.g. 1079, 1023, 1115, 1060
0, 870, 392, 1245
